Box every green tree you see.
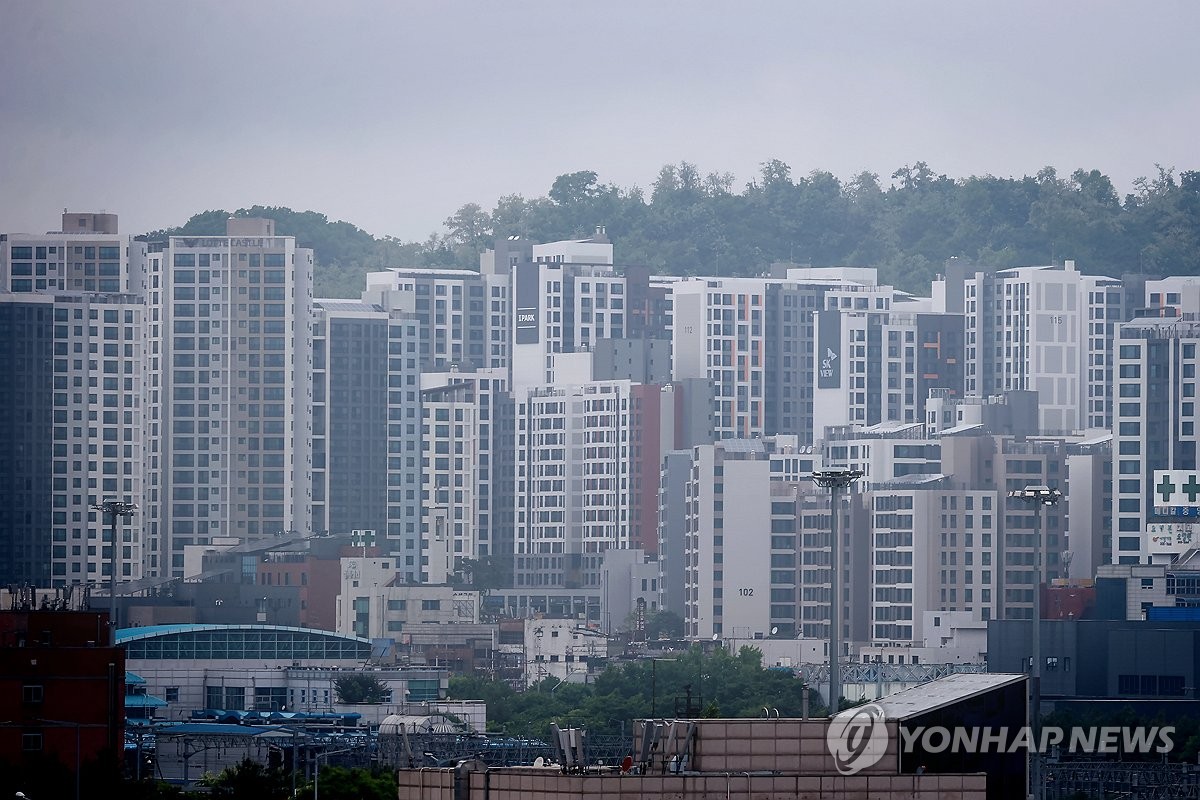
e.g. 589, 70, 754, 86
623, 609, 685, 640
448, 645, 825, 738
334, 672, 390, 704
201, 758, 290, 800
144, 160, 1200, 304
444, 202, 493, 253
295, 766, 395, 800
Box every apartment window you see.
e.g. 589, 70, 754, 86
22, 733, 42, 752
421, 600, 440, 611
22, 685, 43, 704
165, 687, 180, 702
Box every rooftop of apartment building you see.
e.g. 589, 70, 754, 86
1120, 312, 1200, 337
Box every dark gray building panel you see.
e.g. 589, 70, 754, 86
657, 450, 691, 615
989, 618, 1200, 702
915, 312, 964, 418
591, 338, 671, 383
765, 283, 824, 443
325, 315, 390, 537
0, 301, 55, 585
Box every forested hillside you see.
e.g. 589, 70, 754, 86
140, 161, 1200, 298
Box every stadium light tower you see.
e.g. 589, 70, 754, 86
810, 468, 863, 715
1007, 484, 1062, 800
90, 499, 137, 637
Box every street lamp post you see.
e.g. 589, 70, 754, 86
90, 499, 137, 636
1008, 484, 1062, 800
810, 469, 863, 715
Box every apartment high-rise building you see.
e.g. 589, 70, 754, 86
48, 292, 149, 584
813, 287, 965, 438
0, 295, 55, 585
662, 437, 839, 642
1112, 316, 1200, 565
671, 277, 771, 440
1, 211, 138, 294
763, 278, 826, 444
940, 259, 1126, 434
1144, 276, 1200, 316
509, 235, 624, 391
311, 300, 422, 577
146, 218, 313, 578
362, 267, 508, 372
672, 268, 882, 443
812, 414, 1111, 649
419, 368, 514, 584
866, 487, 1001, 646
514, 379, 633, 590
0, 212, 148, 587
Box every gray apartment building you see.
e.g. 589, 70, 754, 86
311, 300, 423, 577
145, 217, 314, 579
0, 212, 149, 586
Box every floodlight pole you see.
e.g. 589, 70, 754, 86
1008, 484, 1062, 800
810, 469, 863, 715
90, 499, 137, 638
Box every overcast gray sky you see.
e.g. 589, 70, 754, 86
1, 1, 1196, 242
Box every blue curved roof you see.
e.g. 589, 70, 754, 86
116, 623, 371, 645
118, 623, 373, 661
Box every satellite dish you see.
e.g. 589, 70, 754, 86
533, 757, 545, 768
621, 755, 634, 773
770, 626, 779, 636
712, 633, 720, 641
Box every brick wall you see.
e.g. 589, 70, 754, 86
396, 767, 988, 800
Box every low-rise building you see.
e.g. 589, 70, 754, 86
524, 618, 609, 686
117, 623, 449, 720
0, 609, 125, 780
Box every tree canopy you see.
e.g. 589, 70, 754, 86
333, 672, 390, 704
141, 162, 1200, 298
448, 646, 825, 738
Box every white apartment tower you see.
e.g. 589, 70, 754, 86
671, 277, 772, 440
419, 368, 513, 583
663, 438, 844, 642
812, 283, 898, 433
362, 267, 509, 372
867, 488, 1001, 646
1112, 316, 1200, 565
514, 380, 632, 590
146, 218, 314, 578
942, 260, 1125, 434
509, 234, 622, 392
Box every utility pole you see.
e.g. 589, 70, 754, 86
810, 469, 863, 715
1008, 484, 1062, 800
90, 499, 137, 639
